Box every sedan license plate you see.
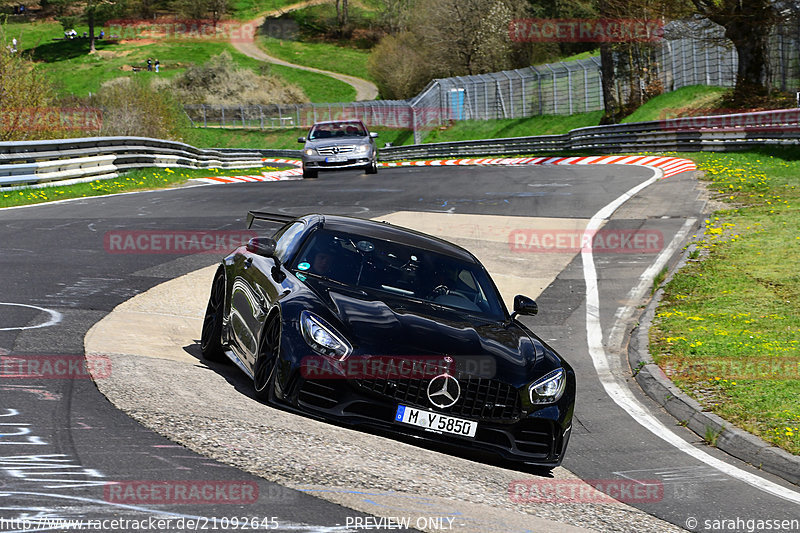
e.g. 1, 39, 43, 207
325, 156, 348, 163
395, 405, 477, 438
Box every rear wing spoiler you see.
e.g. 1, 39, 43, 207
246, 211, 296, 230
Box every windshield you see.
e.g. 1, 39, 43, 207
308, 122, 368, 140
291, 229, 506, 320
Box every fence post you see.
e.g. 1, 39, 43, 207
583, 62, 589, 112
562, 62, 573, 115
202, 105, 207, 128
221, 107, 225, 128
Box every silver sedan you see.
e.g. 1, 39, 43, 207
298, 120, 378, 179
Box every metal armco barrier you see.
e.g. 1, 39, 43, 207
0, 136, 297, 187
1, 109, 798, 187
381, 108, 800, 160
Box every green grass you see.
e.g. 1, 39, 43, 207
422, 112, 604, 143
0, 165, 287, 208
560, 49, 600, 62
5, 20, 347, 102
228, 0, 310, 21
265, 63, 355, 102
650, 149, 800, 455
622, 85, 728, 123
258, 36, 373, 81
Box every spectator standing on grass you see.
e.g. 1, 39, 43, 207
99, 30, 104, 39
11, 38, 17, 52
155, 59, 159, 73
147, 58, 152, 71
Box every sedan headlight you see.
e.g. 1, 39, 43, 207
305, 149, 314, 156
529, 368, 566, 404
354, 144, 370, 155
300, 310, 351, 360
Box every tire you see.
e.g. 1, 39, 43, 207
365, 159, 378, 174
303, 167, 318, 179
253, 315, 280, 402
201, 270, 228, 363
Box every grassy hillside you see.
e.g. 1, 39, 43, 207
258, 36, 373, 81
422, 112, 604, 143
5, 20, 353, 102
622, 85, 728, 123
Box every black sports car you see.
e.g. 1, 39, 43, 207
201, 212, 575, 466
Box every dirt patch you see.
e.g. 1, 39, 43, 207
96, 49, 133, 59
119, 38, 159, 45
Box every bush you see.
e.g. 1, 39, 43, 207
368, 32, 432, 100
168, 51, 306, 106
94, 76, 188, 140
0, 39, 86, 141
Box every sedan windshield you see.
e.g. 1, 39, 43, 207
291, 229, 506, 320
309, 122, 367, 140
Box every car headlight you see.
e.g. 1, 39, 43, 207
305, 149, 314, 156
529, 368, 566, 404
354, 144, 370, 155
300, 310, 351, 360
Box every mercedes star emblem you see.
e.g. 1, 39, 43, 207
427, 373, 461, 408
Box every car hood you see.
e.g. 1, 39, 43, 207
289, 281, 561, 387
306, 137, 369, 147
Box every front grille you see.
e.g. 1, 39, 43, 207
317, 145, 355, 155
354, 371, 522, 421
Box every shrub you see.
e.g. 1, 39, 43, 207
94, 76, 188, 140
169, 51, 306, 105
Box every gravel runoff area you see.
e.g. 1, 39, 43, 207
85, 261, 685, 533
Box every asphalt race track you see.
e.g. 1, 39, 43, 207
1, 163, 799, 532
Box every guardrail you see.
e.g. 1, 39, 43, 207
381, 108, 800, 160
2, 109, 799, 187
0, 136, 295, 187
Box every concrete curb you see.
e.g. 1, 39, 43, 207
629, 242, 800, 486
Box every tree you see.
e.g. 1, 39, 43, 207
334, 0, 349, 35
689, 0, 776, 100
52, 0, 127, 53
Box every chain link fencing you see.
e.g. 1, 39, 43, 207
185, 14, 800, 143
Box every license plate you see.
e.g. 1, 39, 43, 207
394, 405, 477, 438
325, 156, 348, 162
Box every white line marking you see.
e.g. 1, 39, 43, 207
581, 169, 800, 504
0, 303, 62, 331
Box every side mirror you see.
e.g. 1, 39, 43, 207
297, 137, 306, 143
369, 132, 378, 138
246, 237, 276, 257
513, 295, 538, 316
